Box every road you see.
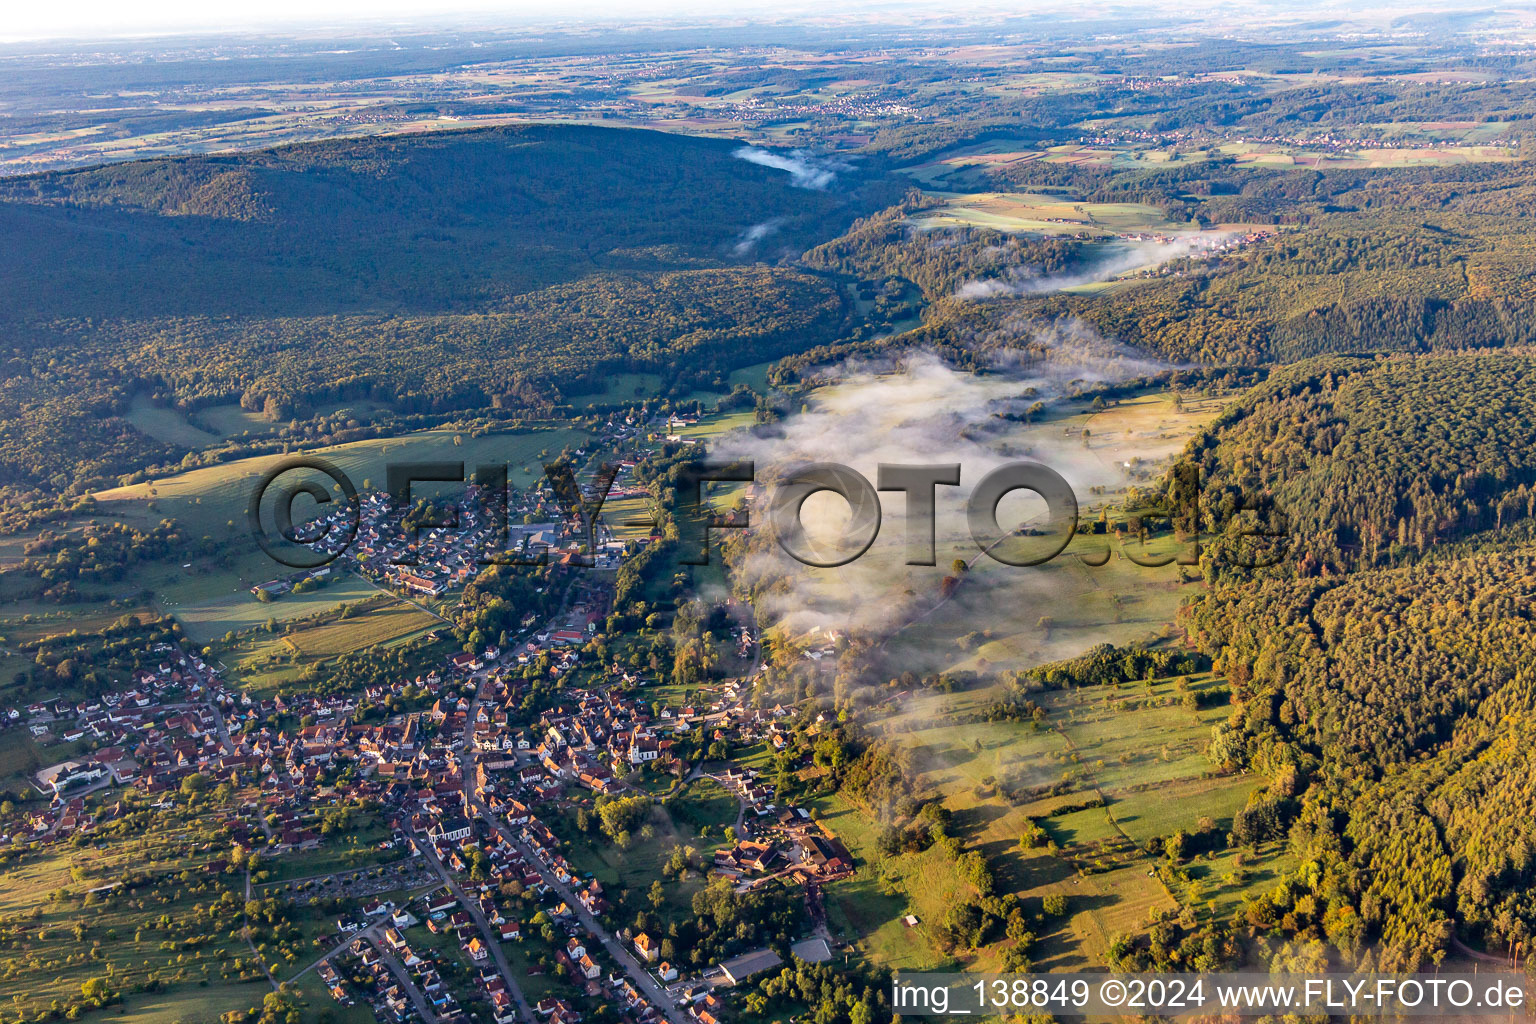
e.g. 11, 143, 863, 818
460, 681, 686, 1024
417, 836, 536, 1023
291, 920, 384, 982
1451, 934, 1512, 966
468, 795, 686, 1024
376, 943, 444, 1022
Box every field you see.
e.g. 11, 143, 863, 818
907, 191, 1182, 236
901, 137, 1521, 190
281, 602, 441, 658
151, 568, 387, 645
96, 987, 278, 1024
668, 777, 739, 832
572, 373, 665, 408
0, 729, 44, 793
810, 792, 958, 972
603, 495, 660, 541
561, 800, 710, 923
125, 394, 220, 447
0, 794, 269, 1018
216, 593, 447, 695
727, 360, 777, 394
790, 375, 1266, 980
1218, 141, 1519, 169
671, 409, 759, 444
84, 423, 586, 643
93, 423, 589, 540
818, 670, 1278, 974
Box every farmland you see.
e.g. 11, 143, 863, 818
767, 386, 1229, 677
908, 190, 1184, 236
902, 137, 1522, 191
822, 669, 1273, 973
280, 602, 440, 658
213, 592, 446, 695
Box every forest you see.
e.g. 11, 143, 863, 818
0, 124, 905, 496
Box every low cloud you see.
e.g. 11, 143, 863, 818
733, 145, 849, 190
714, 323, 1173, 652
955, 234, 1235, 300
732, 218, 783, 256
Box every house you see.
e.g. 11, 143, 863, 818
634, 932, 659, 962
658, 962, 679, 982
399, 573, 447, 598
467, 937, 489, 961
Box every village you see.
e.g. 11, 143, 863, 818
0, 552, 854, 1024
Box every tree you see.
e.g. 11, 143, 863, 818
80, 978, 110, 1006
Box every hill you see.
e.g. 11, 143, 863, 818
0, 124, 893, 493
0, 123, 868, 318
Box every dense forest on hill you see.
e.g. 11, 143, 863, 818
1182, 352, 1536, 575
1187, 550, 1536, 963
1012, 207, 1536, 363
1159, 348, 1536, 967
0, 123, 882, 318
801, 195, 1083, 300
0, 124, 899, 493
772, 157, 1536, 384
0, 267, 844, 490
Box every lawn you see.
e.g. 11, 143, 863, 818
726, 361, 776, 394
126, 394, 221, 447
808, 792, 959, 972
189, 398, 390, 439
673, 409, 757, 444
105, 983, 275, 1024
668, 777, 739, 832
0, 798, 266, 1017
603, 495, 659, 541
1027, 860, 1178, 971
153, 567, 386, 645
840, 662, 1255, 975
563, 801, 710, 909
572, 372, 664, 408
0, 729, 42, 792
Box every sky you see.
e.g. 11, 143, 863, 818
0, 0, 1437, 44
5, 0, 1029, 42
4, 0, 779, 41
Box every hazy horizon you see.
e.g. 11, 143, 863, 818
0, 0, 1455, 45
